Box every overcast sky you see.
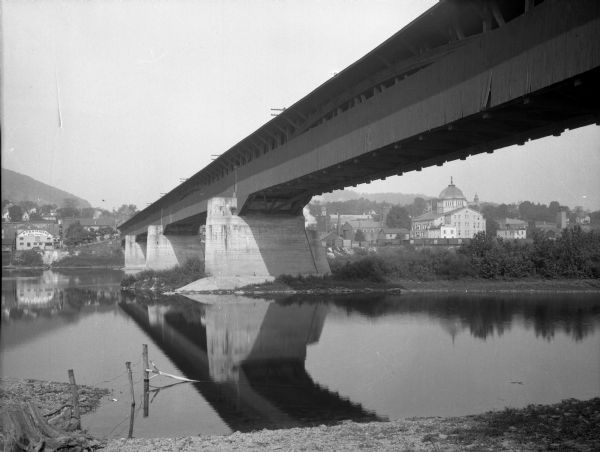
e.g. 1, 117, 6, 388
2, 0, 599, 211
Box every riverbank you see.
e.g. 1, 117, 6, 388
1, 378, 598, 451
103, 397, 600, 451
168, 276, 600, 295
0, 377, 109, 450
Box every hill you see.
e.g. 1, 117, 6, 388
313, 189, 431, 205
1, 168, 91, 208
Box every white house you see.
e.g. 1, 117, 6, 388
412, 179, 486, 239
16, 229, 56, 250
496, 218, 527, 240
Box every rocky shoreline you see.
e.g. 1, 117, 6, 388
1, 378, 598, 451
102, 397, 600, 451
0, 378, 109, 451
123, 276, 600, 297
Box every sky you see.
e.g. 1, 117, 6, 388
2, 0, 599, 212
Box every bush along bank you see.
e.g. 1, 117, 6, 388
51, 248, 124, 268
121, 258, 205, 292
121, 228, 600, 294
329, 227, 600, 282
460, 228, 600, 279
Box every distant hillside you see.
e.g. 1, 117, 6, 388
1, 168, 91, 208
313, 189, 431, 205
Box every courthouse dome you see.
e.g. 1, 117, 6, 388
439, 177, 466, 200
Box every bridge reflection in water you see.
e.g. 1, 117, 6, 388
119, 293, 382, 432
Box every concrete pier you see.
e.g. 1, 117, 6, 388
145, 225, 204, 271
203, 197, 330, 278
124, 226, 204, 271
124, 235, 147, 269
124, 197, 329, 279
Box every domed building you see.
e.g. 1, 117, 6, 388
436, 177, 468, 214
411, 178, 486, 239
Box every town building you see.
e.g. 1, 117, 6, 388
16, 229, 57, 250
496, 218, 527, 240
376, 228, 410, 245
2, 220, 61, 250
321, 231, 343, 248
411, 179, 486, 239
338, 219, 383, 243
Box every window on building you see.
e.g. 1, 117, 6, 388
27, 243, 31, 247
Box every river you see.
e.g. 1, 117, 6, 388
1, 268, 599, 439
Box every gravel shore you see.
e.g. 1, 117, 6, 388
2, 382, 599, 451
101, 398, 600, 451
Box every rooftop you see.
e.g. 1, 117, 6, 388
439, 177, 466, 200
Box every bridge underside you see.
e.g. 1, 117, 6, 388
244, 68, 599, 216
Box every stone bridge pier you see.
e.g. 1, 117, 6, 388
124, 225, 204, 271
204, 197, 329, 278
123, 197, 330, 279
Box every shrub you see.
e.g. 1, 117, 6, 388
458, 227, 600, 279
13, 250, 43, 267
122, 257, 205, 289
331, 256, 389, 282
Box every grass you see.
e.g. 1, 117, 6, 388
121, 258, 205, 290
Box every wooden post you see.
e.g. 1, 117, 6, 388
142, 344, 149, 382
126, 361, 135, 438
142, 344, 149, 418
126, 362, 135, 406
67, 369, 80, 429
128, 403, 135, 439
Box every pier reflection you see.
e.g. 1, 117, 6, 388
119, 293, 382, 431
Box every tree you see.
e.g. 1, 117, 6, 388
354, 229, 366, 242
408, 197, 427, 217
386, 205, 411, 228
58, 198, 81, 218
115, 204, 138, 221
28, 212, 44, 221
486, 218, 500, 238
39, 204, 57, 216
65, 221, 94, 245
14, 250, 43, 267
8, 205, 23, 222
548, 201, 561, 217
80, 207, 96, 218
19, 200, 38, 212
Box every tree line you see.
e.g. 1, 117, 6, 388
2, 198, 138, 223
460, 228, 600, 278
330, 227, 600, 281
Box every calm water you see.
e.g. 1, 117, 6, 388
1, 269, 599, 439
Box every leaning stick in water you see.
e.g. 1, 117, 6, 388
147, 361, 199, 383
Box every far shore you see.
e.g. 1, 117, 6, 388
2, 265, 123, 271
161, 277, 600, 296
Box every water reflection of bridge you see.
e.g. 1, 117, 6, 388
119, 294, 382, 432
